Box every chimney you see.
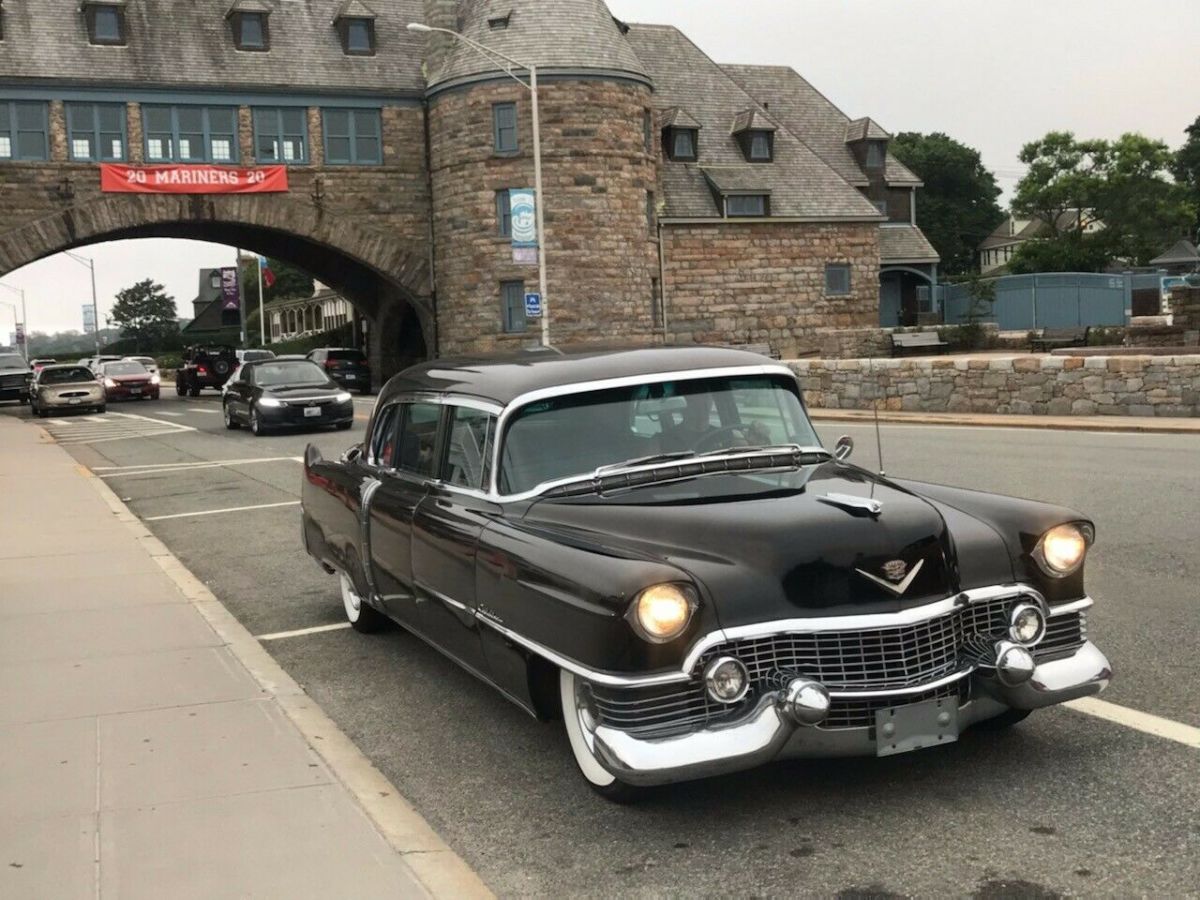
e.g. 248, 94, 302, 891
423, 0, 459, 78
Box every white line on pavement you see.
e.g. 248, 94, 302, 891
97, 457, 303, 477
1066, 697, 1200, 749
94, 456, 301, 471
191, 408, 221, 414
256, 622, 353, 641
154, 410, 184, 417
143, 500, 301, 521
47, 418, 70, 425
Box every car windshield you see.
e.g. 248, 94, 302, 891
0, 354, 28, 371
129, 357, 156, 366
328, 350, 366, 362
254, 361, 330, 387
103, 362, 148, 376
41, 367, 96, 384
499, 374, 821, 495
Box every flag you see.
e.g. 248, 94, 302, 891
258, 255, 276, 289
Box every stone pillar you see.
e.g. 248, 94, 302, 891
48, 101, 68, 162
126, 102, 144, 163
238, 106, 254, 165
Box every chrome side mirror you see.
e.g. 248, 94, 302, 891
834, 435, 854, 461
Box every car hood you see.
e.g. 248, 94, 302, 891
262, 384, 341, 398
520, 462, 1005, 630
109, 374, 152, 383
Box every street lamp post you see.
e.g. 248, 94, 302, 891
408, 22, 550, 347
63, 251, 102, 354
0, 283, 28, 360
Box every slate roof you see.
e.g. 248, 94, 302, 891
845, 116, 890, 142
0, 0, 426, 95
722, 64, 922, 188
731, 108, 777, 134
625, 25, 881, 221
661, 106, 703, 130
427, 0, 649, 88
879, 225, 939, 263
1149, 240, 1200, 267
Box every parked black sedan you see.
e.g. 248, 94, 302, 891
307, 348, 372, 394
300, 347, 1111, 800
222, 359, 354, 436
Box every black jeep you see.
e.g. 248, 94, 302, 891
175, 345, 238, 396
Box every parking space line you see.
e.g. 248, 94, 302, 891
1066, 698, 1200, 749
256, 622, 353, 641
154, 410, 184, 417
144, 500, 301, 521
94, 456, 302, 471
97, 457, 303, 478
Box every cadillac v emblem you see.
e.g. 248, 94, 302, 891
856, 558, 924, 596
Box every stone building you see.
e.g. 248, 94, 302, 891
0, 0, 938, 374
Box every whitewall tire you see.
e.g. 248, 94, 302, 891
559, 669, 640, 802
339, 573, 388, 634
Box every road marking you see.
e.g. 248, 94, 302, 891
97, 456, 303, 478
47, 418, 70, 425
154, 410, 184, 417
256, 622, 353, 641
144, 500, 301, 521
191, 408, 221, 414
1065, 697, 1200, 749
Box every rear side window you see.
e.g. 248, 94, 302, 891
396, 403, 441, 477
443, 406, 496, 490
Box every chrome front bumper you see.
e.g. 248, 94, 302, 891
587, 640, 1111, 787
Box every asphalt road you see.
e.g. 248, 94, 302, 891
6, 393, 1198, 898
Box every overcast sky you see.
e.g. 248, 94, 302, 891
4, 0, 1197, 338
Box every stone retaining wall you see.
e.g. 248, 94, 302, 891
790, 355, 1200, 417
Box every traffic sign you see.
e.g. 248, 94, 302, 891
524, 292, 542, 318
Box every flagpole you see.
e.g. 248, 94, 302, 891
257, 256, 266, 346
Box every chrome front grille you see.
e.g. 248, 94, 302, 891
588, 597, 1089, 738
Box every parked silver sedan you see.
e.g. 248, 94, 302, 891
29, 364, 106, 417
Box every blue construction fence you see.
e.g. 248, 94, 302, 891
934, 273, 1134, 331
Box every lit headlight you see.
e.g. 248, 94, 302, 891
1034, 523, 1091, 576
628, 583, 696, 643
335, 392, 352, 403
103, 377, 116, 388
257, 396, 284, 408
150, 374, 161, 385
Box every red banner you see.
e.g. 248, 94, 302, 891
100, 164, 289, 194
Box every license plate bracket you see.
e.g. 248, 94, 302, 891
303, 406, 322, 418
875, 696, 959, 757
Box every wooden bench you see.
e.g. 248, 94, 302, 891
890, 331, 949, 356
1030, 327, 1090, 353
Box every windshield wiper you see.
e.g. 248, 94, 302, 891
593, 451, 696, 475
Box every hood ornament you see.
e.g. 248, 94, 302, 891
818, 493, 882, 517
856, 558, 924, 596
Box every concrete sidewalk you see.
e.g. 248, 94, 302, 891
0, 417, 489, 899
810, 408, 1200, 433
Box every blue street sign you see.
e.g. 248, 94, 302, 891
524, 292, 542, 318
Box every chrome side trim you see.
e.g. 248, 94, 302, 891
1047, 597, 1093, 616
358, 478, 383, 599
828, 669, 970, 699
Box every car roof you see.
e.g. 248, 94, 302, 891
378, 346, 786, 408
40, 363, 93, 371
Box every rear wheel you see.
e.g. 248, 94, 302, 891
340, 574, 389, 634
189, 386, 201, 397
560, 670, 642, 803
175, 379, 187, 397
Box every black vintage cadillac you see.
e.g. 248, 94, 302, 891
301, 347, 1111, 799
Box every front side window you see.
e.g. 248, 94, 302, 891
0, 101, 49, 161
396, 402, 442, 477
444, 406, 496, 490
725, 194, 767, 217
499, 374, 819, 495
493, 102, 518, 153
232, 12, 268, 51
370, 404, 401, 466
66, 102, 126, 162
501, 280, 526, 334
253, 107, 308, 163
825, 263, 852, 296
322, 108, 382, 165
143, 106, 237, 163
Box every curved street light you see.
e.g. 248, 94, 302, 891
408, 21, 550, 347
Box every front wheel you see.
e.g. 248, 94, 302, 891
560, 670, 642, 802
189, 386, 201, 398
223, 401, 240, 430
175, 379, 187, 397
340, 574, 389, 633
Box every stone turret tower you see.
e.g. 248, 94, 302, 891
423, 0, 660, 354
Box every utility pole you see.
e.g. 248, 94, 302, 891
64, 251, 101, 354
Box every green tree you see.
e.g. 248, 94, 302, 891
238, 256, 314, 310
108, 280, 180, 353
890, 132, 1005, 276
1012, 131, 1195, 270
1172, 115, 1200, 233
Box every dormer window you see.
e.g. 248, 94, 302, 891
82, 1, 127, 46
668, 128, 698, 161
488, 12, 512, 30
334, 2, 377, 55
865, 141, 885, 169
731, 109, 777, 163
724, 194, 768, 217
227, 2, 271, 51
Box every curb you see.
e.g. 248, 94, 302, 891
75, 457, 493, 900
808, 409, 1200, 434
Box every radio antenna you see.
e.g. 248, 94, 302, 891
869, 353, 885, 477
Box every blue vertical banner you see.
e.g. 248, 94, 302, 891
509, 188, 538, 251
